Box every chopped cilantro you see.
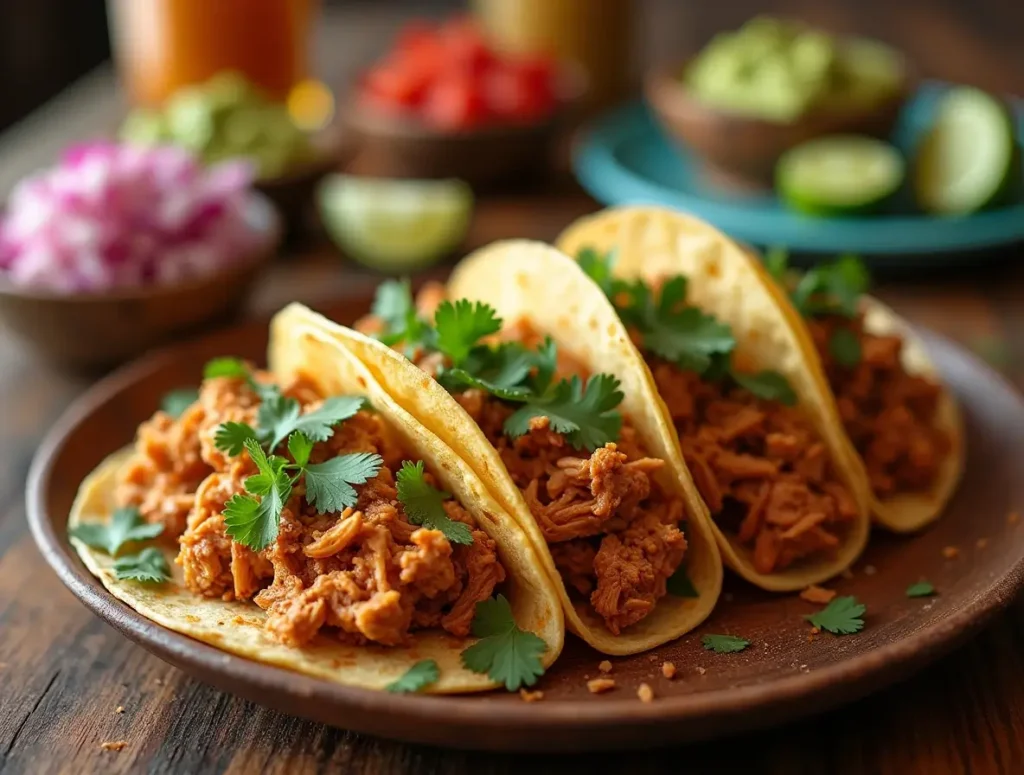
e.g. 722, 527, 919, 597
287, 431, 314, 468
215, 421, 260, 457
160, 388, 199, 419
828, 326, 862, 368
789, 254, 870, 319
395, 461, 473, 545
666, 565, 699, 597
70, 506, 163, 557
203, 356, 251, 380
504, 374, 624, 452
577, 246, 623, 298
258, 395, 366, 453
437, 342, 535, 401
371, 279, 435, 352
763, 245, 790, 281
804, 595, 866, 635
112, 546, 171, 583
304, 452, 383, 515
224, 439, 293, 550
433, 299, 503, 367
731, 369, 798, 406
386, 660, 440, 693
701, 634, 750, 653
906, 581, 936, 598
460, 595, 547, 691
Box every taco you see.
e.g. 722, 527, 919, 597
757, 250, 964, 532
69, 325, 563, 694
557, 206, 872, 591
275, 245, 724, 656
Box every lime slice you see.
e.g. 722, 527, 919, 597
777, 135, 904, 216
318, 176, 473, 272
913, 87, 1018, 215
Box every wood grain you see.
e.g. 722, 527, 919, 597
2, 1, 1024, 773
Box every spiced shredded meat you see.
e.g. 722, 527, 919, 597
145, 372, 504, 648
651, 359, 856, 575
809, 315, 950, 498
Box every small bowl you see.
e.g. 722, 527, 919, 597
0, 194, 281, 371
645, 60, 913, 191
344, 67, 585, 190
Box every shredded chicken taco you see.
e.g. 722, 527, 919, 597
757, 250, 964, 532
274, 246, 723, 656
69, 326, 563, 694
557, 206, 872, 591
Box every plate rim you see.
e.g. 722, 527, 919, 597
25, 312, 1024, 751
572, 84, 1024, 256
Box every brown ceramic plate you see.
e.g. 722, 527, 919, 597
26, 297, 1024, 752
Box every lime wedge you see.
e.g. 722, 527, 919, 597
318, 176, 473, 272
913, 87, 1018, 215
776, 135, 904, 216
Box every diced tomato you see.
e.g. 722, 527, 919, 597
361, 62, 429, 110
438, 17, 496, 76
423, 75, 490, 131
484, 64, 555, 122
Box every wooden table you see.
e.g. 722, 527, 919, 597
3, 2, 1024, 773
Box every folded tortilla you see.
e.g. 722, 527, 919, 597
557, 206, 873, 591
273, 243, 724, 656
69, 323, 563, 694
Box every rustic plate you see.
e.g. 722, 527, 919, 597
26, 297, 1024, 752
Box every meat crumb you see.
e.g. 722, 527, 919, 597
943, 546, 960, 560
637, 683, 654, 703
976, 538, 989, 550
810, 626, 821, 635
696, 666, 707, 676
661, 662, 677, 679
598, 660, 613, 674
800, 585, 837, 604
799, 664, 809, 672
841, 568, 855, 580
519, 689, 544, 703
863, 565, 877, 576
114, 706, 124, 714
1009, 512, 1020, 525
100, 741, 128, 752
587, 678, 616, 694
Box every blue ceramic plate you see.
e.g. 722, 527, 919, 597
572, 82, 1024, 261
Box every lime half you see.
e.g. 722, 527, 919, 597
913, 87, 1018, 215
318, 175, 474, 272
777, 135, 904, 216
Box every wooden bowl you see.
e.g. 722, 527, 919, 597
0, 194, 281, 371
644, 61, 913, 191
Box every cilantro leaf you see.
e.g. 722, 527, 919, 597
504, 374, 623, 451
438, 341, 538, 401
666, 564, 699, 597
790, 254, 870, 319
460, 595, 547, 691
287, 432, 314, 468
763, 245, 790, 281
828, 327, 862, 368
70, 507, 164, 556
204, 356, 251, 380
395, 461, 474, 545
804, 595, 866, 635
161, 388, 199, 419
439, 367, 532, 402
386, 660, 440, 693
224, 438, 293, 550
433, 300, 502, 367
304, 452, 383, 514
906, 581, 936, 598
214, 421, 260, 456
530, 336, 559, 396
731, 369, 797, 406
261, 395, 366, 452
112, 547, 171, 583
577, 246, 623, 298
701, 634, 750, 653
372, 278, 416, 332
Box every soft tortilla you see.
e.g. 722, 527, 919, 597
273, 243, 724, 655
557, 206, 873, 591
69, 325, 563, 694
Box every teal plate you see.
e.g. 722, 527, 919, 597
573, 82, 1024, 262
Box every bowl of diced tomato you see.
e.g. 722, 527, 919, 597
347, 17, 582, 188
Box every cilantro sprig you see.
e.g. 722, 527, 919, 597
386, 660, 440, 693
906, 581, 936, 598
395, 461, 473, 545
576, 248, 796, 406
160, 388, 199, 419
804, 595, 866, 635
702, 634, 750, 653
460, 595, 547, 691
370, 280, 626, 451
70, 506, 170, 584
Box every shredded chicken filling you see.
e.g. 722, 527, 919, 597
122, 373, 505, 648
809, 315, 951, 497
651, 359, 856, 575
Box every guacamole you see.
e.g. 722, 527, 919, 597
685, 17, 905, 123
121, 72, 317, 180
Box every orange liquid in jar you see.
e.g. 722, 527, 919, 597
109, 0, 318, 106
